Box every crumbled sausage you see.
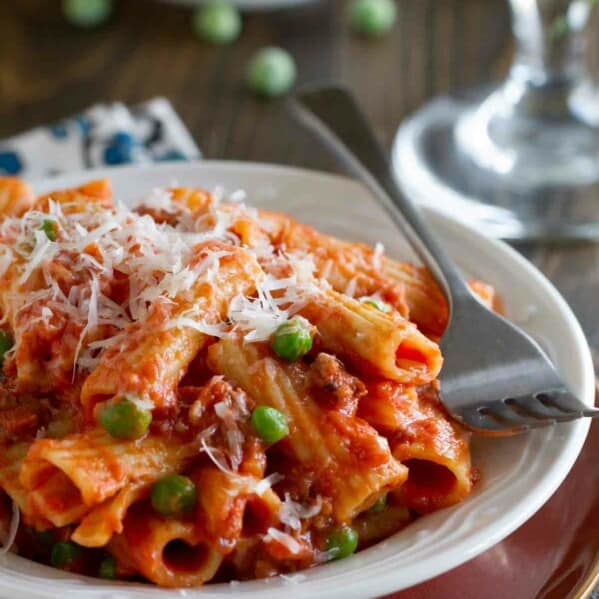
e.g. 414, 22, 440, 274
308, 353, 366, 416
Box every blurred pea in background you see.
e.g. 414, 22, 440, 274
1, 0, 598, 214
0, 0, 468, 172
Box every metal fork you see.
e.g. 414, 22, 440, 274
289, 85, 598, 435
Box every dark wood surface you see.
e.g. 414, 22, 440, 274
1, 1, 598, 597
0, 0, 597, 351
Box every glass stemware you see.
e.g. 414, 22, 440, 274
392, 0, 599, 241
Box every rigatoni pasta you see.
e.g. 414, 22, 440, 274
0, 177, 35, 219
19, 429, 199, 525
81, 240, 263, 413
359, 381, 473, 514
109, 503, 223, 587
299, 288, 442, 384
207, 339, 408, 522
0, 176, 484, 587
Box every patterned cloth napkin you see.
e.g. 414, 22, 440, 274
0, 98, 200, 179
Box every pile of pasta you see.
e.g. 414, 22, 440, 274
0, 177, 496, 587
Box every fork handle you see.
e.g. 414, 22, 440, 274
289, 85, 472, 306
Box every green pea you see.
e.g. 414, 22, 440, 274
0, 330, 13, 368
193, 3, 242, 44
251, 406, 289, 444
99, 397, 152, 440
350, 0, 397, 37
62, 0, 112, 28
369, 494, 387, 513
271, 318, 312, 362
151, 474, 197, 517
50, 541, 83, 569
39, 219, 57, 241
325, 526, 359, 560
98, 555, 117, 580
246, 47, 297, 97
361, 297, 392, 313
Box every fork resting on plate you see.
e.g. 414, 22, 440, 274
290, 86, 598, 435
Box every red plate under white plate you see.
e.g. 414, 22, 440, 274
388, 418, 599, 599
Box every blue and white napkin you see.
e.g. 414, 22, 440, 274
0, 98, 200, 179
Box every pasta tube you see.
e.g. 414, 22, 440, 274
300, 289, 443, 385
0, 177, 36, 218
19, 429, 198, 526
361, 381, 472, 514
207, 339, 407, 522
110, 503, 223, 587
82, 240, 263, 413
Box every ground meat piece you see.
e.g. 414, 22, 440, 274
307, 353, 366, 416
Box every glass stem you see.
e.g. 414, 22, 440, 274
506, 0, 593, 119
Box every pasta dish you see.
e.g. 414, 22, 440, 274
0, 176, 497, 587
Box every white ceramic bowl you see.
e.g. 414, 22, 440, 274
3, 162, 593, 599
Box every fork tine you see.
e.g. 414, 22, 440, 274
509, 396, 579, 421
535, 389, 592, 416
457, 405, 530, 434
484, 400, 555, 429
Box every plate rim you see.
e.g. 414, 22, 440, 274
11, 159, 593, 598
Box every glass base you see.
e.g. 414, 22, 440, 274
391, 86, 599, 242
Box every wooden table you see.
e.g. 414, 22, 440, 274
1, 1, 598, 597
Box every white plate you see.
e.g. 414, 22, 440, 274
3, 162, 593, 599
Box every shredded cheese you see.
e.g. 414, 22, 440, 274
200, 437, 235, 476
254, 472, 283, 496
345, 275, 358, 298
373, 242, 384, 270
279, 494, 322, 531
0, 185, 324, 380
263, 528, 302, 555
228, 255, 320, 342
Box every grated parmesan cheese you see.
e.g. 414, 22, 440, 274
373, 242, 384, 270
200, 437, 235, 476
345, 276, 358, 298
254, 472, 283, 496
228, 256, 320, 342
0, 184, 327, 381
279, 494, 322, 531
17, 230, 55, 285
141, 188, 176, 212
263, 528, 302, 555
